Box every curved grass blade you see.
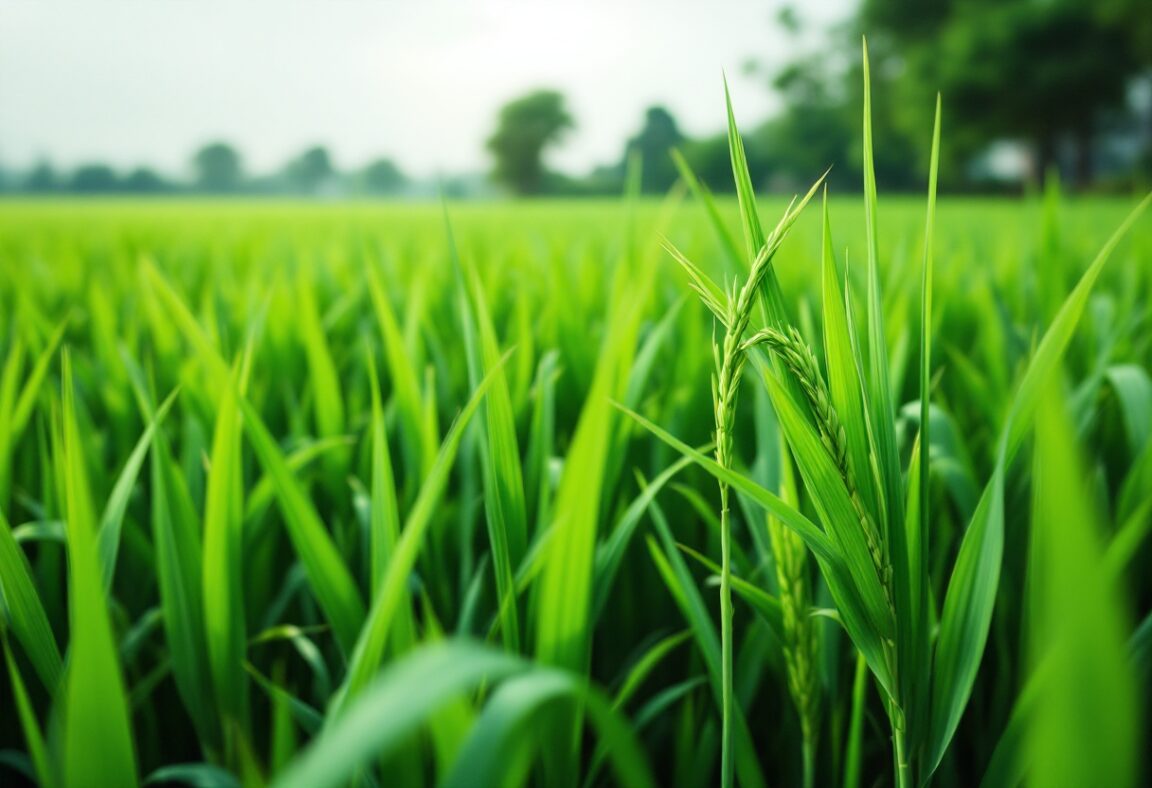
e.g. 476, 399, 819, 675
59, 350, 139, 787
926, 192, 1151, 779
272, 642, 526, 788
2, 631, 54, 787
440, 671, 656, 788
202, 365, 249, 747
1028, 391, 1139, 788
676, 544, 784, 636
96, 388, 179, 591
645, 499, 767, 788
0, 505, 62, 690
462, 262, 526, 652
330, 354, 509, 717
236, 392, 367, 656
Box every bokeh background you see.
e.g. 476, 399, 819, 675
2, 0, 1149, 199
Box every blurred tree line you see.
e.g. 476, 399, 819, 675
0, 142, 409, 197
485, 0, 1151, 196
2, 0, 1146, 199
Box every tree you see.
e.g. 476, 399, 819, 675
192, 142, 243, 193
860, 0, 1142, 185
486, 90, 574, 195
69, 164, 120, 193
623, 106, 685, 193
739, 7, 925, 192
285, 146, 335, 195
122, 167, 169, 194
24, 161, 60, 193
359, 158, 407, 195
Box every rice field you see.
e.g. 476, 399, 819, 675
1, 94, 1150, 788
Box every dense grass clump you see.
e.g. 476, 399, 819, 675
1, 56, 1150, 788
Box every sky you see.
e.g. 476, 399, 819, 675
0, 1, 852, 179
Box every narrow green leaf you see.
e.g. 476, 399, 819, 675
202, 365, 249, 740
723, 75, 765, 259
670, 148, 744, 266
237, 393, 367, 656
367, 268, 435, 482
464, 263, 526, 652
331, 355, 508, 716
59, 350, 139, 787
860, 36, 904, 546
365, 352, 401, 590
926, 192, 1150, 779
0, 505, 62, 690
97, 388, 179, 590
2, 632, 54, 787
1001, 193, 1151, 463
441, 671, 656, 788
676, 544, 784, 636
1028, 391, 1139, 788
272, 642, 527, 788
645, 500, 767, 788
925, 468, 1005, 778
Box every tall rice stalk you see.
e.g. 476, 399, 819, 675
672, 178, 823, 788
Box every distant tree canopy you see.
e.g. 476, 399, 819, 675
3, 145, 409, 198
24, 162, 60, 193
7, 2, 1149, 203
125, 167, 173, 193
487, 90, 573, 195
359, 158, 407, 195
732, 0, 1152, 191
69, 164, 120, 193
857, 0, 1148, 185
624, 106, 685, 193
285, 146, 335, 195
192, 142, 243, 193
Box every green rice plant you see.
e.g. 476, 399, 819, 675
58, 350, 139, 787
765, 440, 820, 788
666, 170, 822, 787
0, 56, 1149, 788
627, 40, 1150, 787
1026, 389, 1140, 787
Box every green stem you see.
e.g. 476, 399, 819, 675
719, 484, 734, 788
802, 733, 816, 788
714, 328, 742, 788
893, 701, 911, 788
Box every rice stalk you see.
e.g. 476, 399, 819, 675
766, 444, 819, 788
745, 326, 894, 612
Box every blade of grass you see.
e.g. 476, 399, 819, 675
0, 505, 62, 691
59, 350, 139, 787
2, 631, 54, 787
272, 642, 527, 788
237, 391, 367, 656
330, 354, 509, 717
440, 671, 656, 788
1028, 390, 1139, 787
202, 364, 250, 748
96, 388, 179, 590
925, 191, 1151, 779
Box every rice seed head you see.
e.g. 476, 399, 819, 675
746, 326, 894, 615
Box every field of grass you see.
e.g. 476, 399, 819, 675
1, 107, 1150, 786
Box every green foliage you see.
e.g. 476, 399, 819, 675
192, 141, 244, 193
624, 106, 686, 193
859, 0, 1144, 184
0, 77, 1149, 787
487, 89, 575, 195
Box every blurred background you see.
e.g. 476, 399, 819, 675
1, 0, 1149, 199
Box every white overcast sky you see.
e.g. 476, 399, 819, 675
0, 1, 851, 178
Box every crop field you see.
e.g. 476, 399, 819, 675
1, 102, 1151, 787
